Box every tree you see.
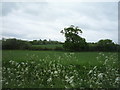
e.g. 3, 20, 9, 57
97, 39, 116, 51
88, 42, 97, 51
2, 38, 31, 50
43, 39, 47, 44
60, 25, 87, 51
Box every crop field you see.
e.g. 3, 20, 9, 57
2, 50, 120, 88
31, 44, 63, 50
32, 44, 62, 49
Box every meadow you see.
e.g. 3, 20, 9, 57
32, 44, 63, 49
30, 44, 63, 50
2, 50, 120, 88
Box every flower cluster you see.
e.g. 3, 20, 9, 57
2, 52, 119, 88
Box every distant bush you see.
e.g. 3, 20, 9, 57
54, 46, 64, 51
29, 39, 62, 45
29, 45, 63, 51
29, 45, 42, 50
2, 38, 31, 50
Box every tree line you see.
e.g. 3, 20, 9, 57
1, 25, 120, 52
29, 39, 62, 45
61, 25, 120, 52
1, 38, 120, 52
1, 38, 63, 50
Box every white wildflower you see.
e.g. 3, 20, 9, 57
83, 66, 86, 69
69, 79, 73, 83
17, 64, 20, 68
65, 76, 74, 83
88, 70, 93, 75
96, 57, 99, 60
11, 61, 15, 65
98, 73, 104, 79
70, 83, 75, 87
99, 52, 102, 55
102, 53, 104, 56
115, 77, 120, 83
5, 82, 8, 85
58, 56, 61, 59
54, 71, 58, 74
65, 75, 69, 79
104, 59, 108, 65
105, 56, 108, 58
93, 66, 97, 70
7, 68, 10, 71
9, 60, 12, 63
51, 71, 53, 74
21, 62, 24, 65
25, 67, 28, 71
90, 85, 92, 88
70, 76, 74, 79
70, 53, 74, 55
47, 77, 52, 82
65, 86, 68, 88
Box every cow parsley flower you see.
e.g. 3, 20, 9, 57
54, 71, 58, 74
47, 77, 52, 82
98, 73, 104, 79
115, 77, 120, 83
88, 70, 93, 75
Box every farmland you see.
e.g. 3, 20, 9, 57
32, 44, 63, 49
2, 50, 120, 88
30, 44, 63, 50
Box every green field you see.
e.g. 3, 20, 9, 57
2, 50, 120, 88
31, 44, 63, 50
32, 44, 62, 49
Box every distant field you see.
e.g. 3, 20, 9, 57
2, 50, 115, 66
31, 44, 63, 50
2, 50, 119, 88
33, 44, 62, 48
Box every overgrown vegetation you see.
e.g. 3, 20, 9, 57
2, 50, 120, 88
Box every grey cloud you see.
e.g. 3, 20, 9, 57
2, 2, 18, 16
19, 2, 48, 16
1, 2, 118, 43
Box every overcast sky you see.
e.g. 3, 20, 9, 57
1, 2, 118, 43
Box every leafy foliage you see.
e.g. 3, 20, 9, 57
2, 38, 63, 50
29, 39, 61, 45
96, 39, 118, 51
2, 38, 31, 50
61, 25, 87, 51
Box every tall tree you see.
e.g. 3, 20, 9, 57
97, 39, 115, 51
61, 25, 87, 51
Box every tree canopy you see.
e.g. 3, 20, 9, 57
61, 25, 87, 51
96, 39, 117, 51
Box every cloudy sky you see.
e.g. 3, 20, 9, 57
1, 1, 118, 43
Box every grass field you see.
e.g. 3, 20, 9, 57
31, 44, 63, 50
2, 50, 120, 88
32, 44, 63, 49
